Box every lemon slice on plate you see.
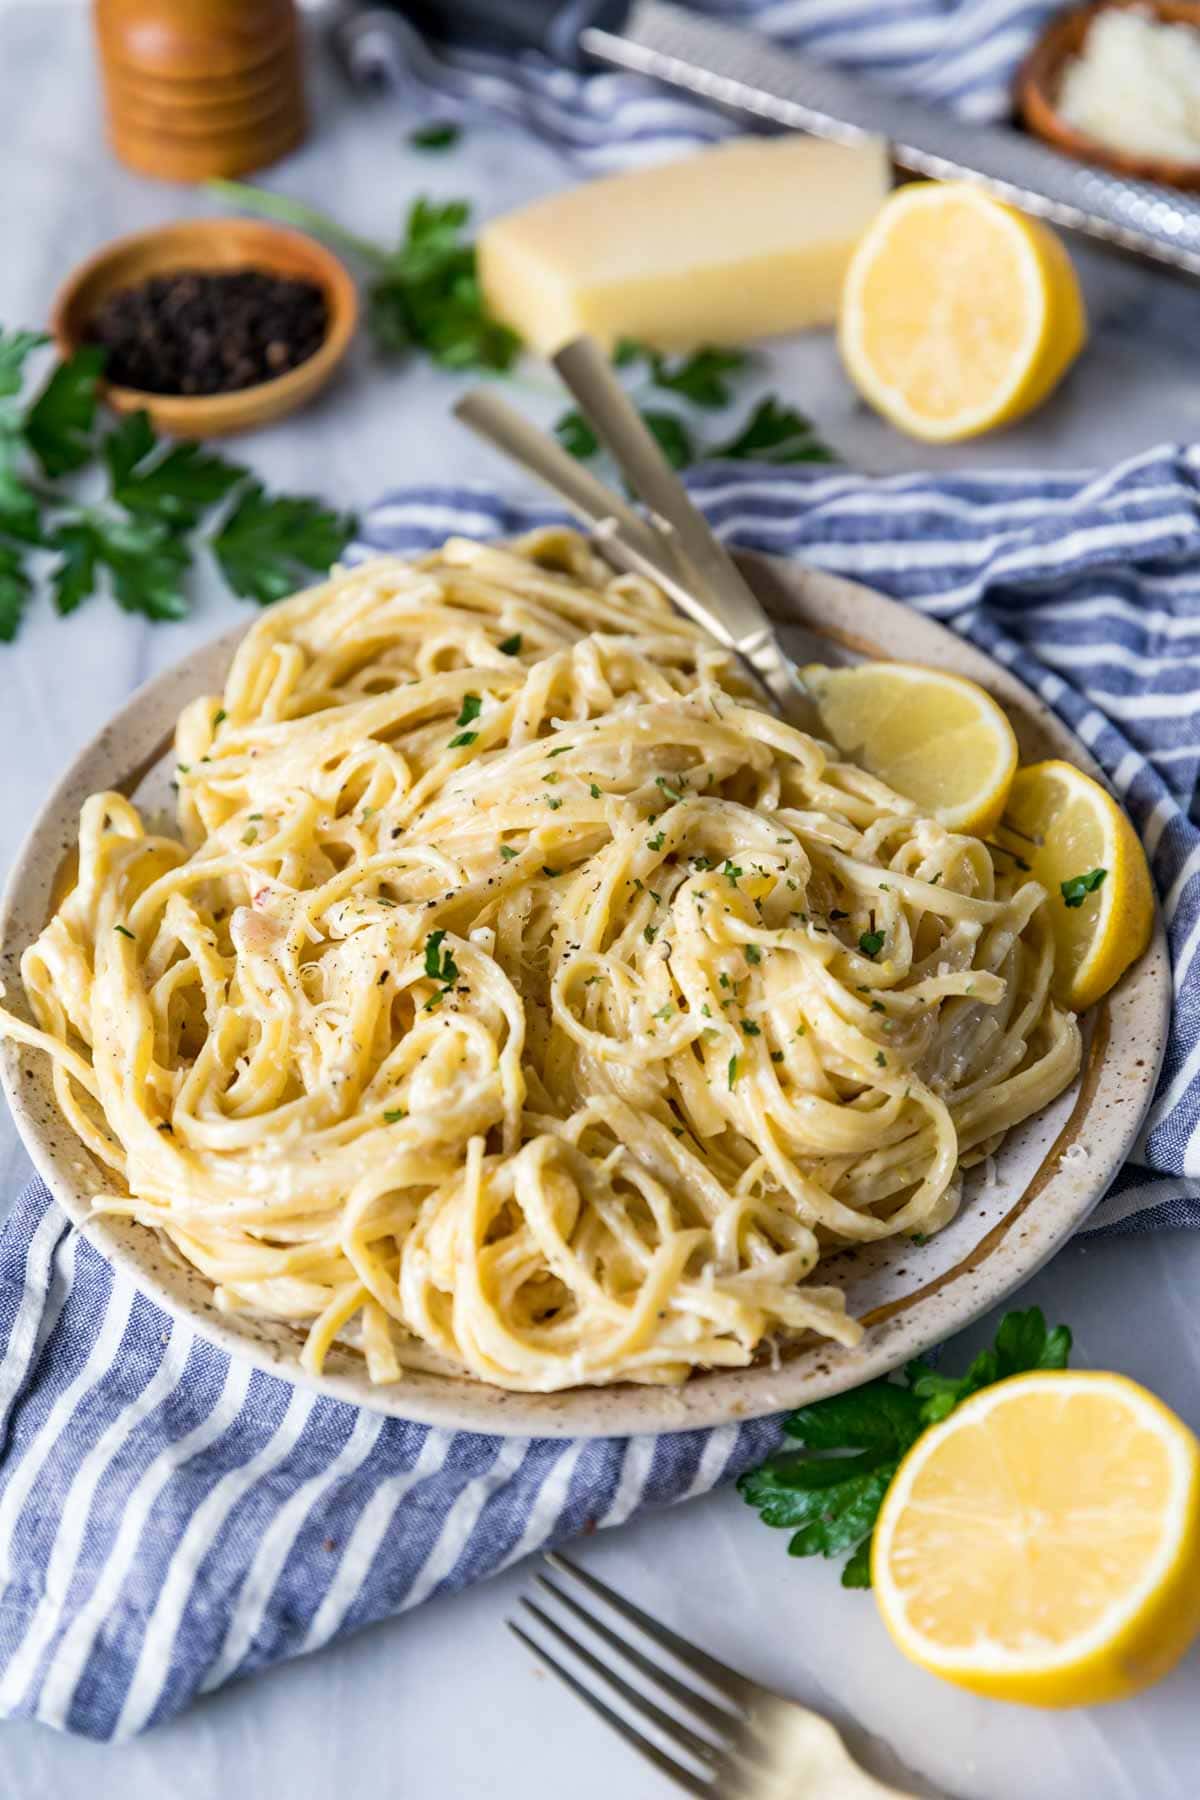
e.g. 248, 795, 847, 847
872, 1371, 1200, 1706
838, 182, 1087, 442
802, 661, 1018, 835
1002, 759, 1155, 1010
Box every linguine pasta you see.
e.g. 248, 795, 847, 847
0, 530, 1082, 1392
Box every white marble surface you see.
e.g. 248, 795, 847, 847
2, 5, 1200, 1795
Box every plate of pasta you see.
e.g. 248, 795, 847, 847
0, 530, 1169, 1436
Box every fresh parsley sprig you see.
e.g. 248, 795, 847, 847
0, 329, 356, 642
738, 1307, 1072, 1588
554, 339, 836, 473
211, 183, 519, 375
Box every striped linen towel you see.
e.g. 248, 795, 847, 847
2, 450, 1199, 1740
341, 0, 1068, 160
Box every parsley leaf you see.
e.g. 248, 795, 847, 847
212, 481, 355, 604
554, 411, 600, 460
708, 396, 835, 465
68, 513, 192, 621
24, 344, 105, 476
858, 930, 885, 958
1060, 867, 1107, 908
0, 542, 32, 642
613, 337, 646, 368
727, 1054, 739, 1088
370, 197, 521, 372
449, 730, 478, 748
739, 1307, 1071, 1587
640, 409, 695, 471
498, 633, 522, 655
48, 521, 98, 616
409, 122, 460, 151
0, 328, 48, 399
648, 345, 750, 409
456, 693, 482, 727
104, 410, 245, 526
499, 844, 518, 860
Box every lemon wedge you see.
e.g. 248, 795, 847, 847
872, 1371, 1200, 1706
1001, 759, 1155, 1010
803, 661, 1018, 835
838, 182, 1087, 442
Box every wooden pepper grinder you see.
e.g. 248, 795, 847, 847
93, 0, 308, 183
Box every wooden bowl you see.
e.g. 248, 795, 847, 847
51, 218, 358, 439
1018, 0, 1200, 189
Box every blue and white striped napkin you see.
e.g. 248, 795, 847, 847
4, 2, 1200, 1743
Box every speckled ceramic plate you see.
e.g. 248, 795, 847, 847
0, 554, 1171, 1437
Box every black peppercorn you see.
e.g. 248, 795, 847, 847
87, 268, 329, 396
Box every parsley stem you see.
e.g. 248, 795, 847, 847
207, 181, 390, 271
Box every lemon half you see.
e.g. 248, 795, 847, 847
872, 1371, 1200, 1707
839, 182, 1087, 443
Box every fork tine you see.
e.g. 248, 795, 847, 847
545, 1552, 755, 1706
519, 1597, 724, 1769
507, 1620, 711, 1799
533, 1572, 740, 1736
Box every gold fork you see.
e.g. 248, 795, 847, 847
509, 1552, 926, 1799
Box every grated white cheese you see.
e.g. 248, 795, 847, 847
1059, 9, 1200, 164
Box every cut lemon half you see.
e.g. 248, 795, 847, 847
1001, 759, 1155, 1010
803, 661, 1018, 835
839, 182, 1087, 442
873, 1371, 1200, 1707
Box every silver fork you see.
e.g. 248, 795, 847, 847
508, 1552, 924, 1799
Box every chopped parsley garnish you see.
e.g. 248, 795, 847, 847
875, 1051, 887, 1067
723, 860, 742, 886
114, 924, 135, 940
589, 783, 601, 800
547, 797, 562, 809
547, 745, 570, 757
498, 633, 522, 655
1061, 868, 1107, 908
719, 973, 731, 989
727, 1054, 739, 1089
859, 930, 886, 958
643, 924, 658, 943
647, 831, 665, 852
543, 772, 559, 784
542, 865, 561, 878
655, 775, 685, 802
383, 1108, 407, 1123
409, 121, 460, 151
213, 708, 226, 725
448, 730, 478, 748
424, 928, 459, 988
690, 855, 712, 870
744, 944, 762, 965
499, 844, 518, 860
456, 693, 482, 727
741, 1020, 761, 1035
654, 1003, 674, 1021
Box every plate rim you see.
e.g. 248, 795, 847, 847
0, 550, 1171, 1438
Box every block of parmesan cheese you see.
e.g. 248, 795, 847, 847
478, 135, 891, 354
